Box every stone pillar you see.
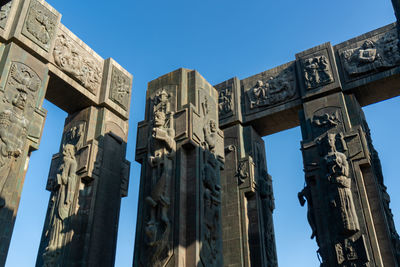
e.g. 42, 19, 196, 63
0, 42, 48, 266
221, 124, 277, 267
215, 78, 277, 267
299, 91, 400, 266
36, 106, 130, 267
134, 68, 224, 267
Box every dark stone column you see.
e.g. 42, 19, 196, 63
36, 106, 130, 267
299, 91, 400, 266
134, 69, 224, 267
0, 42, 48, 266
220, 124, 277, 267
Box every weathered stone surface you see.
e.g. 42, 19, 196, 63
134, 69, 224, 267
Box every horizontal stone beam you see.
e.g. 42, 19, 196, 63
215, 22, 400, 136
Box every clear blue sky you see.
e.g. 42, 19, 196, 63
5, 1, 399, 266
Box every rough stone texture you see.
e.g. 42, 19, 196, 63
220, 124, 277, 267
134, 68, 224, 267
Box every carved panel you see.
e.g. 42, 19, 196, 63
0, 1, 12, 29
53, 33, 103, 95
22, 0, 57, 51
218, 84, 233, 118
246, 66, 296, 109
302, 55, 334, 90
338, 27, 400, 80
109, 67, 131, 110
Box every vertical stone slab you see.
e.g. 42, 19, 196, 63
299, 91, 400, 266
220, 124, 277, 267
0, 42, 48, 266
36, 106, 130, 267
134, 68, 224, 267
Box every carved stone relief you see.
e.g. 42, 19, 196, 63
334, 235, 369, 266
109, 67, 131, 110
218, 85, 233, 117
42, 121, 85, 265
324, 133, 360, 236
340, 28, 400, 78
311, 107, 344, 139
0, 1, 12, 29
53, 34, 103, 95
144, 88, 175, 266
247, 67, 296, 109
303, 55, 333, 89
22, 0, 57, 51
0, 62, 40, 208
298, 184, 317, 239
201, 153, 221, 267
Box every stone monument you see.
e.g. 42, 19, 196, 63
134, 8, 400, 267
0, 0, 132, 266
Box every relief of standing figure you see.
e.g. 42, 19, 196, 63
144, 89, 176, 265
0, 89, 29, 208
325, 133, 360, 236
43, 144, 78, 266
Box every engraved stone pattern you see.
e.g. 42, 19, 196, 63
22, 0, 57, 51
109, 67, 131, 110
339, 27, 400, 79
0, 1, 12, 29
53, 33, 103, 95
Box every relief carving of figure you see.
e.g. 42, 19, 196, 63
203, 119, 217, 153
325, 133, 360, 236
53, 34, 102, 94
218, 87, 233, 116
0, 89, 29, 208
342, 30, 400, 77
312, 111, 340, 128
259, 171, 277, 266
42, 144, 78, 265
298, 183, 317, 240
145, 89, 175, 265
304, 55, 333, 89
201, 156, 221, 267
247, 69, 296, 109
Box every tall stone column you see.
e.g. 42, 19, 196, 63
134, 68, 224, 267
299, 91, 400, 266
36, 106, 130, 267
0, 42, 48, 266
215, 78, 277, 267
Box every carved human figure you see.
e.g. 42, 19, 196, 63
43, 144, 78, 265
304, 56, 333, 88
259, 171, 277, 266
0, 89, 29, 208
201, 158, 221, 267
203, 119, 217, 153
145, 89, 175, 254
218, 89, 232, 115
357, 40, 377, 64
325, 133, 360, 235
298, 184, 317, 239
